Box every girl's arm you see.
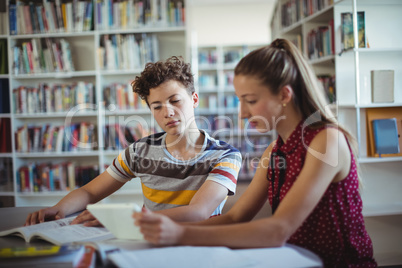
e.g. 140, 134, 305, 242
154, 180, 229, 222
135, 128, 350, 248
188, 142, 275, 226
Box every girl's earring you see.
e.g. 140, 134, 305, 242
282, 103, 286, 107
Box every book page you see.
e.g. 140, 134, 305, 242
0, 216, 76, 242
31, 225, 115, 245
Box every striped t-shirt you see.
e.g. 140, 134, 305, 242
106, 130, 242, 216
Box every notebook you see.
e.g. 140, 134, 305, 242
372, 118, 400, 155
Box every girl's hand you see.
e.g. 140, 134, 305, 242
133, 207, 184, 246
70, 210, 103, 227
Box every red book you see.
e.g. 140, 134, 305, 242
26, 42, 34, 73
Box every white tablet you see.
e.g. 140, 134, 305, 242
86, 203, 143, 240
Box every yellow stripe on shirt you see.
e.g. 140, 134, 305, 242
213, 162, 240, 173
118, 153, 134, 176
141, 183, 197, 206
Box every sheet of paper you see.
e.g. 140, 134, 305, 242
108, 244, 323, 268
108, 246, 258, 268
234, 244, 323, 267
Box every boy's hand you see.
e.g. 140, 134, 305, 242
71, 210, 103, 227
24, 207, 65, 226
133, 207, 184, 246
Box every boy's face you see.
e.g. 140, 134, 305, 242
148, 80, 198, 136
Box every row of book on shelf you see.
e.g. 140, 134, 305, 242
104, 123, 157, 151
317, 75, 335, 103
16, 162, 99, 193
280, 0, 334, 28
196, 114, 241, 133
198, 47, 251, 66
9, 0, 94, 35
99, 33, 158, 71
12, 81, 250, 115
14, 122, 157, 153
96, 0, 185, 30
198, 71, 235, 87
12, 38, 74, 75
198, 94, 239, 110
104, 83, 148, 111
13, 82, 94, 114
306, 19, 334, 60
12, 82, 151, 115
198, 49, 218, 65
15, 122, 97, 153
8, 0, 186, 36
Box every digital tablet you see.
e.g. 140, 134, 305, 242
86, 203, 143, 240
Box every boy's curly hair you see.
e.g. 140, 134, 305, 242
132, 56, 195, 104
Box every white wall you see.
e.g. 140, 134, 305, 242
187, 2, 275, 46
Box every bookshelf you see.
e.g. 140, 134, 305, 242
271, 0, 402, 216
192, 43, 274, 181
0, 2, 12, 207
271, 0, 402, 264
0, 0, 188, 207
332, 0, 402, 218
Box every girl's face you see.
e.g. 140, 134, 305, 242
234, 74, 283, 133
148, 80, 198, 136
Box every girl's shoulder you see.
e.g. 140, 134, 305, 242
303, 123, 344, 145
308, 127, 350, 167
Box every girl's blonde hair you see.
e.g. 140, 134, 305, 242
235, 38, 362, 187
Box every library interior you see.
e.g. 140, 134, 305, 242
0, 0, 401, 267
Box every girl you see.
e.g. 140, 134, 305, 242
134, 39, 377, 267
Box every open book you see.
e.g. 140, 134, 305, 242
0, 216, 114, 245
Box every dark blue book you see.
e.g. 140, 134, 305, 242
372, 118, 400, 155
8, 1, 17, 35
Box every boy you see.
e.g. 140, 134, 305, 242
25, 56, 242, 226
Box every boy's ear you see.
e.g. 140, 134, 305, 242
192, 92, 199, 108
280, 85, 293, 105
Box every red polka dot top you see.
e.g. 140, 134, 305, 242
268, 121, 377, 267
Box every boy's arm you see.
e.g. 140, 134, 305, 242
25, 171, 125, 226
